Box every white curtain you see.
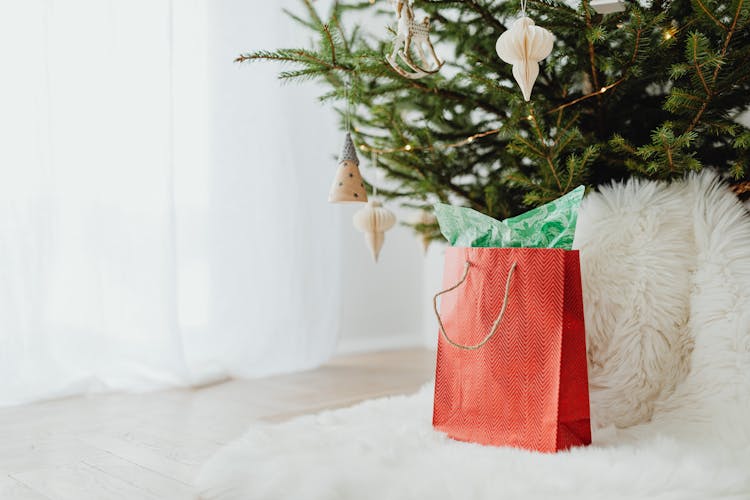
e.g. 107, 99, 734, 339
0, 0, 342, 406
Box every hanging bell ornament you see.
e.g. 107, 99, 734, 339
495, 16, 554, 101
329, 133, 368, 203
353, 200, 396, 262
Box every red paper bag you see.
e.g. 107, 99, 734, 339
432, 247, 591, 452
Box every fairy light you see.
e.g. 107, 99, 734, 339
663, 28, 676, 40
357, 128, 501, 154
547, 81, 618, 114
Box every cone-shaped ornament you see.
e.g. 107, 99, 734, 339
421, 234, 431, 255
329, 133, 368, 203
353, 200, 396, 262
496, 16, 554, 101
415, 209, 437, 255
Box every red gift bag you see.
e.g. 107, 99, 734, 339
432, 247, 591, 452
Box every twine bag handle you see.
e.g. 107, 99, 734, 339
433, 260, 517, 351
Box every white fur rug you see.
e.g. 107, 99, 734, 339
196, 173, 750, 499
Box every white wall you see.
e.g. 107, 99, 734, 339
421, 244, 446, 350
336, 204, 430, 353
209, 0, 430, 355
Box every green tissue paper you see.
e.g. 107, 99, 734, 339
434, 185, 585, 249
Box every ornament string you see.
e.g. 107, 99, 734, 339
371, 150, 379, 197
344, 78, 352, 133
520, 0, 527, 16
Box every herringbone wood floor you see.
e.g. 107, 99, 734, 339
0, 349, 435, 500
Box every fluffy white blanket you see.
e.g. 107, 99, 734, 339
196, 173, 750, 499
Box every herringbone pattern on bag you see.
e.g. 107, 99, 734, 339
433, 247, 591, 453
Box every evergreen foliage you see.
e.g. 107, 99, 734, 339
238, 0, 750, 234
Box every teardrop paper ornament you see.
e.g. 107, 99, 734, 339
329, 133, 368, 203
353, 200, 396, 262
496, 16, 554, 101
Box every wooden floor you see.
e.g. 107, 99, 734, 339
0, 349, 435, 500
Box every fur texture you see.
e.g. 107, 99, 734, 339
196, 173, 750, 499
576, 178, 696, 427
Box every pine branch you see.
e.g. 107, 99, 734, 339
692, 0, 728, 30
691, 34, 712, 96
322, 24, 337, 66
244, 0, 750, 226
686, 0, 745, 133
581, 0, 602, 105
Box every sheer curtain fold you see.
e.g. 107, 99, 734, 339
0, 0, 341, 406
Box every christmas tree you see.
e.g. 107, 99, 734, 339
237, 0, 750, 237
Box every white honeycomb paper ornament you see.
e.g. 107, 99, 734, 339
496, 15, 555, 101
353, 200, 396, 262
